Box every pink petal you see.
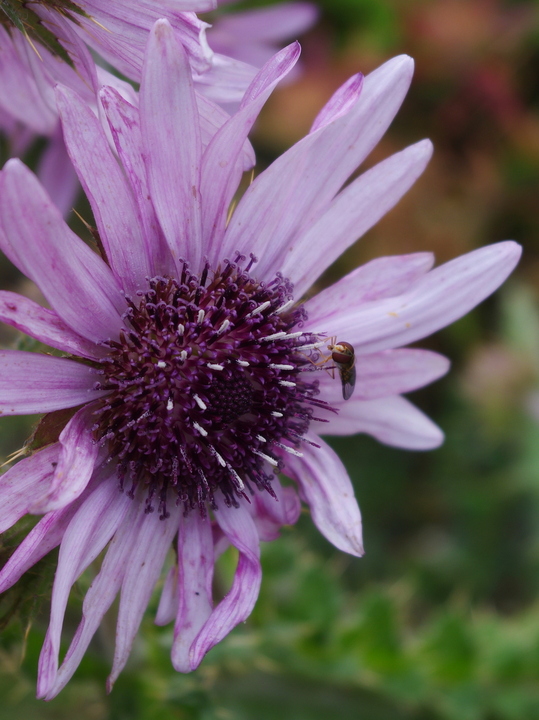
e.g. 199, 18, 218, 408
107, 500, 181, 691
282, 140, 434, 296
0, 160, 124, 344
284, 436, 364, 556
99, 87, 174, 277
313, 242, 523, 354
319, 395, 444, 450
0, 290, 101, 359
140, 20, 203, 273
223, 55, 415, 278
171, 511, 214, 672
0, 350, 106, 415
46, 494, 141, 700
36, 124, 80, 218
155, 564, 178, 627
31, 406, 100, 514
304, 252, 434, 326
0, 444, 60, 534
56, 86, 153, 293
188, 499, 261, 669
310, 73, 363, 133
202, 43, 301, 263
37, 476, 132, 698
250, 480, 301, 542
317, 348, 450, 401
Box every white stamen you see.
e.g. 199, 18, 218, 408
192, 421, 208, 437
193, 394, 207, 411
209, 446, 226, 467
227, 464, 245, 490
197, 309, 205, 324
138, 410, 150, 422
275, 299, 294, 315
177, 323, 184, 336
236, 359, 250, 367
156, 360, 167, 368
247, 300, 271, 318
207, 363, 224, 371
276, 442, 303, 457
269, 363, 295, 370
217, 319, 230, 335
262, 330, 304, 342
179, 350, 187, 361
256, 435, 267, 443
271, 411, 283, 417
296, 340, 326, 351
166, 398, 174, 411
254, 450, 279, 467
279, 380, 296, 388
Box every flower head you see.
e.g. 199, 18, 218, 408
0, 20, 521, 697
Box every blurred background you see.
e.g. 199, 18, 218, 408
2, 0, 539, 718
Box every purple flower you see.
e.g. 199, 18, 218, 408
0, 21, 521, 698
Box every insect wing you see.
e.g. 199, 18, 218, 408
340, 363, 356, 401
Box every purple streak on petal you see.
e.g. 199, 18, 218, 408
56, 86, 152, 293
171, 511, 214, 672
36, 124, 80, 218
316, 242, 523, 355
37, 475, 131, 699
31, 406, 100, 514
202, 43, 301, 263
0, 444, 59, 534
309, 254, 436, 325
283, 140, 434, 296
316, 348, 450, 401
284, 436, 364, 556
107, 500, 181, 691
99, 87, 174, 278
310, 73, 363, 133
141, 20, 203, 272
250, 479, 301, 542
45, 493, 141, 700
188, 499, 261, 669
196, 91, 255, 170
223, 55, 414, 277
0, 160, 124, 343
155, 564, 178, 627
0, 351, 106, 415
0, 291, 101, 359
319, 395, 444, 449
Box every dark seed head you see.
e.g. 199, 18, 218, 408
92, 257, 331, 518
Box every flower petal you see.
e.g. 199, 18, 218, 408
284, 436, 364, 556
319, 395, 444, 450
282, 140, 434, 296
107, 500, 181, 691
249, 480, 301, 542
0, 351, 106, 415
312, 242, 523, 354
202, 42, 301, 263
188, 499, 261, 670
56, 85, 153, 293
37, 475, 132, 698
31, 406, 100, 514
317, 348, 450, 401
45, 493, 141, 700
0, 444, 60, 533
304, 252, 434, 327
0, 290, 100, 359
0, 160, 124, 343
140, 19, 203, 272
223, 55, 415, 278
155, 564, 178, 627
171, 511, 214, 672
36, 124, 80, 219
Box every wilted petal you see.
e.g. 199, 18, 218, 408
250, 479, 301, 541
284, 437, 364, 556
188, 499, 261, 670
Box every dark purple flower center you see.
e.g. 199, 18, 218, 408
92, 256, 330, 518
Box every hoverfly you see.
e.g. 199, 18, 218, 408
327, 341, 356, 401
